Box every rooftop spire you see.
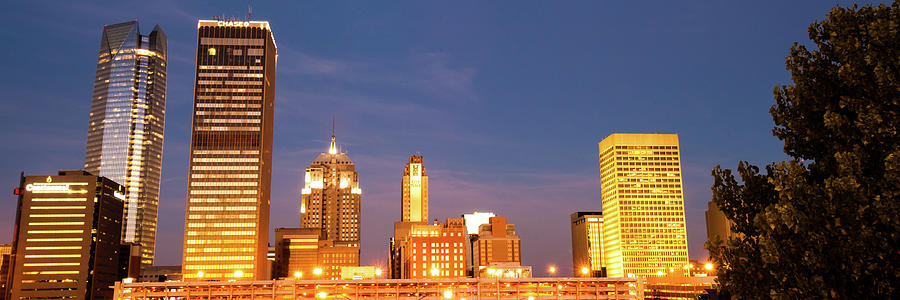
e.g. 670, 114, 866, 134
328, 117, 337, 154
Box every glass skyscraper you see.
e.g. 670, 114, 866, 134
84, 20, 166, 268
181, 20, 276, 281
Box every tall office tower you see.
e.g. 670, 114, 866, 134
598, 134, 689, 277
10, 171, 125, 300
571, 212, 605, 277
84, 20, 167, 268
300, 135, 362, 244
182, 20, 277, 281
401, 155, 428, 222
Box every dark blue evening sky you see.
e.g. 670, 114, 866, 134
0, 0, 883, 276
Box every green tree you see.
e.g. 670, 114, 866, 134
708, 2, 900, 298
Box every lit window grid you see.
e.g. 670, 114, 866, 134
599, 142, 689, 278
182, 21, 274, 281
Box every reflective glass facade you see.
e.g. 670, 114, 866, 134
84, 21, 166, 268
182, 20, 276, 281
598, 134, 689, 277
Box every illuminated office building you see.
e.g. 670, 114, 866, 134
9, 171, 125, 300
401, 155, 428, 222
598, 134, 689, 277
273, 228, 359, 280
182, 20, 277, 281
299, 135, 361, 257
403, 218, 467, 279
84, 20, 166, 268
571, 212, 605, 277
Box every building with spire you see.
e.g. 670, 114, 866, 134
401, 155, 428, 222
181, 20, 277, 281
84, 20, 166, 268
299, 134, 361, 278
598, 133, 689, 277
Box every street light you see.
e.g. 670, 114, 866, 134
294, 271, 302, 279
317, 291, 328, 299
580, 267, 589, 276
704, 263, 714, 271
196, 271, 204, 279
375, 268, 383, 276
443, 289, 453, 299
313, 267, 324, 276
233, 270, 244, 278
548, 266, 557, 275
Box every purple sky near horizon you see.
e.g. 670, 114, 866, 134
0, 0, 884, 277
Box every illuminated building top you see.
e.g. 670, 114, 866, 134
401, 155, 428, 222
301, 135, 362, 244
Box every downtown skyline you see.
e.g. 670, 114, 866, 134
0, 1, 879, 277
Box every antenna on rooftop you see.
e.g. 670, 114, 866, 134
247, 0, 252, 21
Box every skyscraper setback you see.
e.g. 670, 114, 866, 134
401, 155, 428, 222
598, 133, 689, 277
84, 20, 166, 268
181, 20, 277, 281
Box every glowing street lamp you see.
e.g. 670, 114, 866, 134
443, 289, 453, 299
375, 268, 383, 276
704, 263, 714, 271
580, 267, 590, 276
313, 267, 324, 276
316, 291, 328, 299
196, 271, 204, 279
548, 266, 557, 275
294, 271, 303, 279
234, 270, 244, 278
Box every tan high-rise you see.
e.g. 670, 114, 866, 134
401, 155, 428, 222
473, 217, 521, 268
598, 134, 689, 277
299, 135, 361, 263
571, 212, 604, 277
181, 20, 277, 281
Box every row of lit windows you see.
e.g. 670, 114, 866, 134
185, 247, 255, 253
192, 173, 258, 179
186, 231, 256, 236
30, 206, 86, 210
198, 65, 250, 70
201, 118, 261, 124
25, 246, 82, 250
412, 255, 463, 262
198, 88, 261, 93
185, 239, 255, 245
198, 72, 263, 78
622, 229, 686, 234
26, 230, 83, 234
188, 190, 258, 196
190, 198, 257, 204
193, 150, 260, 155
196, 110, 261, 116
194, 126, 261, 131
190, 181, 258, 187
183, 264, 253, 270
27, 222, 84, 226
187, 222, 256, 228
192, 165, 259, 171
28, 214, 85, 218
21, 271, 79, 275
198, 80, 263, 86
185, 256, 253, 261
616, 183, 682, 189
196, 103, 260, 108
187, 214, 256, 219
188, 206, 256, 211
30, 198, 86, 202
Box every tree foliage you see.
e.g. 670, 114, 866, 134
708, 2, 900, 298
